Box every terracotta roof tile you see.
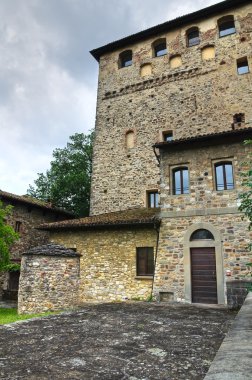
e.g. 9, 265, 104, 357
39, 208, 160, 230
0, 190, 74, 217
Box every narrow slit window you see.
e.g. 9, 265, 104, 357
147, 191, 159, 208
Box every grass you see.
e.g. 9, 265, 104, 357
0, 308, 56, 325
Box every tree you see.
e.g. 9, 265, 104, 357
27, 131, 94, 217
239, 140, 252, 231
0, 201, 19, 271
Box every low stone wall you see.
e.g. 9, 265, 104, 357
226, 279, 251, 309
18, 244, 81, 314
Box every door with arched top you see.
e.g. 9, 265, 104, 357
191, 247, 217, 304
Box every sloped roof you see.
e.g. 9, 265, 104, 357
39, 208, 160, 231
24, 243, 81, 257
90, 0, 251, 61
0, 190, 74, 217
154, 127, 252, 150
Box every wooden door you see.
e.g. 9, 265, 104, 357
191, 247, 217, 304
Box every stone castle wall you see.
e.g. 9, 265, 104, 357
50, 227, 157, 302
90, 3, 252, 215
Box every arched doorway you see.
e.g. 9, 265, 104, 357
183, 223, 225, 304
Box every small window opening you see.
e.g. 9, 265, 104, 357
15, 221, 22, 233
153, 39, 167, 57
215, 162, 234, 191
218, 16, 236, 37
237, 58, 249, 75
187, 28, 200, 47
136, 247, 154, 276
190, 229, 214, 241
233, 113, 245, 125
147, 191, 159, 208
119, 50, 132, 68
126, 130, 135, 149
173, 167, 189, 195
163, 131, 173, 142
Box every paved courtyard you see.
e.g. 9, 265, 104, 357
0, 302, 235, 380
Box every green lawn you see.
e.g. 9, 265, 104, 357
0, 308, 56, 325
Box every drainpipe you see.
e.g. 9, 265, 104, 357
150, 219, 161, 300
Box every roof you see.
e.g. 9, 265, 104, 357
38, 208, 160, 231
0, 190, 74, 217
154, 127, 252, 151
23, 243, 81, 257
90, 0, 251, 61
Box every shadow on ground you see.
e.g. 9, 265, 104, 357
0, 302, 235, 380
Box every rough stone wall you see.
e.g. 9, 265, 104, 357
2, 201, 67, 260
226, 280, 251, 309
90, 3, 252, 215
18, 255, 80, 314
153, 140, 252, 302
50, 227, 157, 302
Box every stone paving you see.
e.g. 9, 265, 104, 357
0, 302, 235, 380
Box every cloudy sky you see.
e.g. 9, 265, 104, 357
0, 0, 220, 195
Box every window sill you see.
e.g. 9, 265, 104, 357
135, 276, 154, 280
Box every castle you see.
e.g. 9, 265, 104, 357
18, 0, 252, 313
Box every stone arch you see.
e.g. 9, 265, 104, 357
183, 222, 225, 304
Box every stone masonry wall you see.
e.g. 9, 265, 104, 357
18, 254, 80, 314
153, 140, 252, 303
50, 227, 157, 302
90, 3, 252, 215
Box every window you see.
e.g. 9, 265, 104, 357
170, 55, 182, 69
233, 113, 245, 125
153, 39, 167, 57
163, 131, 173, 142
136, 247, 154, 276
187, 27, 200, 47
190, 229, 214, 241
15, 221, 22, 233
125, 130, 135, 149
237, 58, 249, 75
215, 162, 234, 191
140, 63, 152, 77
173, 167, 189, 195
201, 45, 215, 60
147, 191, 159, 208
119, 50, 132, 68
218, 16, 236, 37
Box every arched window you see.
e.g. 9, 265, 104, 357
201, 45, 215, 60
172, 167, 189, 195
190, 229, 214, 241
218, 16, 236, 38
186, 27, 200, 47
215, 162, 234, 191
140, 63, 152, 77
170, 54, 182, 69
152, 38, 167, 57
119, 50, 132, 68
125, 130, 135, 149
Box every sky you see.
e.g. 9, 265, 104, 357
0, 0, 220, 195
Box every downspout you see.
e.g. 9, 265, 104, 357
150, 219, 160, 300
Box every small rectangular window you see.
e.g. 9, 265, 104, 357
215, 162, 234, 191
163, 132, 173, 142
173, 167, 189, 195
136, 247, 154, 276
15, 221, 22, 233
237, 58, 249, 75
219, 20, 236, 37
147, 191, 159, 208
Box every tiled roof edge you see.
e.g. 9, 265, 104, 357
90, 0, 251, 61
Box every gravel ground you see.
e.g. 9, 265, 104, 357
0, 302, 236, 380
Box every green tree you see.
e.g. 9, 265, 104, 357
239, 140, 252, 230
0, 201, 19, 271
27, 131, 94, 217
